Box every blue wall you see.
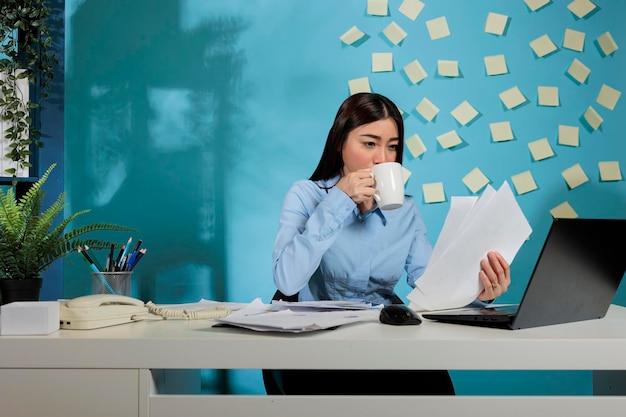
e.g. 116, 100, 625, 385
63, 0, 625, 394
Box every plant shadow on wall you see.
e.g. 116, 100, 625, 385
0, 164, 135, 304
0, 0, 58, 180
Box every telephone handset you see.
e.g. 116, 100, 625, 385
60, 294, 149, 330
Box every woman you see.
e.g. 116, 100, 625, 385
266, 92, 509, 395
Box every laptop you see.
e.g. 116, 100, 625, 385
422, 218, 626, 330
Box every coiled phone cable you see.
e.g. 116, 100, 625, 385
145, 301, 231, 319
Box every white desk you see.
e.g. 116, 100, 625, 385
2, 305, 626, 417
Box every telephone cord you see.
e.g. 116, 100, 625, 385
145, 301, 231, 320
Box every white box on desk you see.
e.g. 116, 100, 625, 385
0, 301, 60, 335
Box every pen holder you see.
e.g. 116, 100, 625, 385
92, 271, 132, 296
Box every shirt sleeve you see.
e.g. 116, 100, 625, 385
404, 203, 433, 288
272, 182, 356, 296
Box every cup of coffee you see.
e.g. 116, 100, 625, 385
371, 162, 404, 210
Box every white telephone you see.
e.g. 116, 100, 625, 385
60, 294, 149, 330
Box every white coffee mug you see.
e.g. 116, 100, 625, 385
371, 162, 404, 210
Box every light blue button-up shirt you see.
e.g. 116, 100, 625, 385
273, 176, 433, 305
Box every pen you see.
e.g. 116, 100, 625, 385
78, 247, 115, 293
128, 248, 146, 271
117, 237, 132, 270
106, 244, 115, 272
83, 245, 104, 272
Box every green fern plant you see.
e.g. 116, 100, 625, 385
0, 164, 135, 280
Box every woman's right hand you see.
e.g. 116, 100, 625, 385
336, 169, 376, 207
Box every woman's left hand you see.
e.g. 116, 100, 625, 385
477, 251, 510, 301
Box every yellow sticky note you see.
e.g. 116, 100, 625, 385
490, 121, 513, 142
367, 0, 388, 16
530, 34, 557, 58
562, 163, 589, 189
463, 167, 490, 194
597, 32, 618, 56
437, 60, 459, 77
383, 21, 407, 45
524, 0, 550, 12
450, 100, 479, 126
426, 16, 450, 40
596, 84, 621, 111
485, 12, 508, 36
436, 130, 462, 149
583, 106, 603, 131
398, 0, 424, 21
563, 28, 585, 52
567, 58, 590, 84
402, 166, 412, 185
599, 161, 622, 182
567, 0, 597, 19
499, 86, 526, 109
372, 52, 393, 72
405, 134, 427, 158
538, 86, 559, 106
484, 54, 508, 76
528, 138, 555, 161
340, 26, 366, 45
403, 60, 427, 84
348, 77, 371, 95
558, 125, 579, 147
550, 202, 578, 219
422, 182, 445, 203
511, 171, 538, 195
416, 97, 439, 122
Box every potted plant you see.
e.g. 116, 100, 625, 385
0, 0, 57, 180
0, 163, 135, 304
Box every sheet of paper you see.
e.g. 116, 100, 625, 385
427, 196, 478, 266
407, 182, 532, 311
367, 0, 388, 16
402, 166, 412, 185
215, 298, 380, 332
524, 0, 550, 12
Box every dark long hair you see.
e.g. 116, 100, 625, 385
309, 93, 404, 181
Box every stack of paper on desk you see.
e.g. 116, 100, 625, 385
214, 298, 381, 332
408, 181, 532, 312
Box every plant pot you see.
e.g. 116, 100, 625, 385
0, 278, 43, 305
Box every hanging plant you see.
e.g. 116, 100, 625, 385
0, 0, 58, 180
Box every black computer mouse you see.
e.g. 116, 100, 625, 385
379, 304, 422, 326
